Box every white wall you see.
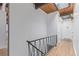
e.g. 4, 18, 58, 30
46, 11, 73, 43
9, 3, 48, 56
61, 19, 73, 40
73, 4, 79, 55
46, 11, 73, 45
0, 10, 6, 48
57, 16, 63, 42
46, 11, 62, 43
46, 12, 58, 36
57, 15, 74, 42
46, 11, 68, 43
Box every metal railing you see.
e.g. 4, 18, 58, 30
27, 35, 57, 56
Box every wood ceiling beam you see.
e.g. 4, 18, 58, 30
59, 3, 75, 16
40, 3, 58, 14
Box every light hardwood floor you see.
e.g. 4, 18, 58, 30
0, 48, 8, 56
47, 39, 76, 56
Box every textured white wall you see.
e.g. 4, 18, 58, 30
73, 4, 79, 55
61, 20, 73, 39
0, 10, 6, 48
57, 13, 73, 42
46, 11, 72, 43
46, 12, 58, 36
9, 3, 48, 56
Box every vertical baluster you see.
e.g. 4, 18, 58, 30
43, 38, 46, 55
46, 37, 48, 53
40, 39, 43, 56
41, 38, 44, 53
49, 36, 51, 44
47, 37, 49, 44
47, 36, 51, 52
40, 40, 42, 51
56, 35, 57, 46
37, 50, 39, 56
32, 42, 35, 56
34, 41, 38, 56
56, 35, 57, 44
39, 40, 40, 49
30, 45, 33, 56
45, 38, 47, 55
49, 36, 50, 45
41, 52, 43, 56
53, 35, 55, 46
47, 37, 49, 52
48, 36, 50, 44
36, 41, 39, 56
28, 43, 30, 56
41, 39, 43, 56
47, 37, 48, 44
40, 52, 44, 56
34, 41, 36, 56
52, 36, 53, 44
39, 40, 41, 55
43, 39, 44, 53
50, 36, 53, 45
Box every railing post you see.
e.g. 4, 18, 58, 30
46, 37, 48, 53
56, 35, 57, 46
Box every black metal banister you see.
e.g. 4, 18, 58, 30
27, 35, 57, 56
27, 41, 45, 56
30, 35, 56, 42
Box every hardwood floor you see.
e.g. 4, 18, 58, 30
0, 48, 8, 56
47, 39, 76, 56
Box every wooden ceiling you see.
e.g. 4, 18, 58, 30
59, 3, 74, 16
34, 3, 74, 16
40, 3, 57, 14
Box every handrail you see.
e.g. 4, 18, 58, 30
27, 41, 45, 55
27, 35, 57, 56
29, 35, 56, 42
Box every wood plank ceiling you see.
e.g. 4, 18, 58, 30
34, 3, 74, 16
59, 3, 74, 16
40, 3, 57, 14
